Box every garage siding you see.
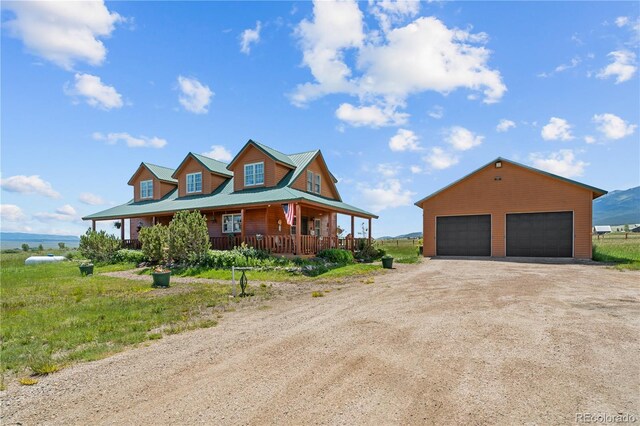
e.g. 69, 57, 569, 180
420, 161, 594, 259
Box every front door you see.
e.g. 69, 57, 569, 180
301, 216, 309, 235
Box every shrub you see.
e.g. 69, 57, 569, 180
169, 210, 209, 264
58, 242, 66, 249
232, 242, 270, 260
139, 224, 169, 263
355, 245, 385, 263
79, 229, 121, 263
114, 249, 147, 264
38, 244, 44, 251
21, 243, 29, 252
317, 249, 354, 265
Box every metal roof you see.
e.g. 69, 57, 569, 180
227, 139, 296, 169
414, 157, 608, 207
127, 163, 178, 185
171, 152, 233, 178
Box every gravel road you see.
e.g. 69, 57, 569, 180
2, 259, 639, 425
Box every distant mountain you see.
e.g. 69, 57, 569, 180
378, 232, 422, 240
593, 186, 640, 225
1, 232, 80, 242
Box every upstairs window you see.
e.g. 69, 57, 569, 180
244, 162, 264, 186
307, 171, 313, 191
186, 172, 202, 193
140, 180, 153, 199
315, 174, 321, 194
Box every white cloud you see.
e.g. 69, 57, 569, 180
427, 105, 444, 119
291, 2, 506, 125
444, 126, 484, 151
335, 103, 408, 127
529, 150, 588, 178
538, 57, 580, 78
79, 192, 106, 205
410, 165, 422, 174
65, 73, 123, 110
592, 113, 637, 140
34, 212, 78, 223
369, 0, 420, 34
376, 163, 399, 177
584, 135, 596, 144
0, 175, 61, 198
597, 50, 637, 83
423, 147, 459, 170
0, 204, 27, 222
615, 16, 630, 27
357, 178, 415, 212
177, 76, 213, 114
56, 204, 77, 216
541, 117, 574, 141
202, 145, 233, 162
496, 119, 516, 133
240, 21, 261, 54
388, 129, 421, 152
3, 1, 123, 69
93, 132, 167, 149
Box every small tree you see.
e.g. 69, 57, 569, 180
21, 243, 29, 252
139, 224, 169, 264
169, 210, 210, 264
58, 242, 66, 249
624, 224, 630, 232
79, 229, 121, 263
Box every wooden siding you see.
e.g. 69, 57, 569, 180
130, 167, 175, 202
231, 145, 292, 191
174, 156, 228, 197
419, 161, 594, 259
291, 155, 340, 200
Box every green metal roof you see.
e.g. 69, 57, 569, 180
144, 163, 178, 183
83, 177, 377, 220
227, 139, 296, 169
414, 157, 608, 207
172, 152, 233, 178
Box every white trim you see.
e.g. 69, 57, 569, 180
306, 170, 313, 192
140, 180, 153, 199
222, 213, 242, 234
504, 210, 574, 258
434, 213, 493, 257
244, 162, 264, 187
186, 172, 202, 194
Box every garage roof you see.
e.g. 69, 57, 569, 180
414, 157, 608, 207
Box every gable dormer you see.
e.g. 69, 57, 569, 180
172, 153, 233, 197
128, 163, 177, 202
289, 151, 341, 200
227, 140, 295, 192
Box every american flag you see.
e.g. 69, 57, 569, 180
283, 203, 295, 226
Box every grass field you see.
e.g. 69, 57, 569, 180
374, 238, 422, 264
592, 233, 640, 270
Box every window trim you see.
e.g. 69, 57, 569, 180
186, 172, 202, 194
315, 174, 321, 194
307, 170, 313, 192
222, 213, 242, 234
140, 180, 153, 199
244, 162, 265, 187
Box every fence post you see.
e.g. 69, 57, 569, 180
232, 266, 236, 297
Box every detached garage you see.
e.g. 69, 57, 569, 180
415, 158, 607, 259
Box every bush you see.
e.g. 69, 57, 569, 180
21, 244, 29, 252
58, 242, 65, 249
79, 229, 121, 263
139, 224, 169, 263
317, 249, 354, 265
114, 249, 147, 264
355, 244, 385, 263
232, 242, 270, 260
169, 210, 209, 265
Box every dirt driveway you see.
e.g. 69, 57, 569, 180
2, 259, 639, 425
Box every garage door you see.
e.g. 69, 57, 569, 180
436, 215, 491, 256
506, 212, 573, 257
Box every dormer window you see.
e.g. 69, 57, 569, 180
307, 171, 313, 191
186, 172, 202, 193
140, 180, 153, 199
244, 162, 264, 186
306, 171, 321, 194
315, 175, 321, 194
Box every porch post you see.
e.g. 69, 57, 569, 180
350, 215, 354, 237
295, 203, 301, 255
92, 220, 96, 231
240, 208, 245, 242
368, 217, 372, 244
152, 216, 156, 225
121, 218, 125, 241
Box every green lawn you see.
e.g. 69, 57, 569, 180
0, 252, 269, 378
374, 238, 422, 264
592, 233, 640, 270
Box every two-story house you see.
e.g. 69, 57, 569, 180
83, 140, 378, 255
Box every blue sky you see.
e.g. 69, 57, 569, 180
1, 1, 639, 238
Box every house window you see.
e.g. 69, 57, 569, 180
307, 171, 313, 191
140, 180, 153, 199
290, 217, 297, 235
186, 172, 202, 193
222, 214, 242, 233
315, 175, 321, 194
314, 219, 321, 237
244, 162, 264, 186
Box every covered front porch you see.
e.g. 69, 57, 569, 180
94, 202, 375, 256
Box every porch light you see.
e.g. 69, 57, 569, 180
495, 161, 502, 168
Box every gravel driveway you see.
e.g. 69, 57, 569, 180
2, 259, 639, 425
